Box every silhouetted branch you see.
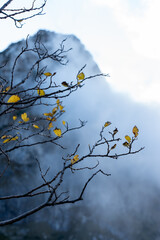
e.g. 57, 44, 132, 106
0, 30, 144, 226
0, 0, 47, 28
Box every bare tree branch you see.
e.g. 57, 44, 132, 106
0, 6, 144, 226
0, 0, 14, 12
0, 0, 47, 28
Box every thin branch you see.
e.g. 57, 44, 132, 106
0, 0, 13, 12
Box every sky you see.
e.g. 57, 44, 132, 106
0, 0, 160, 104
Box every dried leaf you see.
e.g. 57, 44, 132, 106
11, 136, 18, 141
53, 128, 61, 137
62, 121, 66, 125
48, 122, 53, 130
56, 99, 60, 105
44, 72, 52, 77
44, 113, 53, 117
37, 89, 45, 96
71, 154, 79, 165
3, 136, 18, 143
59, 105, 64, 111
13, 116, 17, 121
111, 144, 116, 150
3, 86, 11, 93
33, 124, 39, 129
123, 142, 129, 147
77, 72, 85, 80
104, 121, 111, 127
3, 139, 11, 144
52, 107, 58, 115
61, 81, 69, 87
21, 113, 29, 122
46, 117, 52, 121
1, 135, 6, 139
125, 135, 131, 143
51, 117, 56, 122
113, 128, 118, 135
133, 126, 139, 138
7, 95, 20, 103
17, 19, 23, 23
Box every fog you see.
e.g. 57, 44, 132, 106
1, 30, 160, 239
37, 30, 160, 238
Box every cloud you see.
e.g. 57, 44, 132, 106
1, 0, 160, 103
89, 0, 160, 104
91, 0, 160, 60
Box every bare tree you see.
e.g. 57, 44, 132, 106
0, 1, 144, 226
0, 0, 47, 27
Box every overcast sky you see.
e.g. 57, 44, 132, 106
1, 0, 160, 104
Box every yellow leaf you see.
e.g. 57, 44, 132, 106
125, 135, 131, 143
104, 121, 111, 127
56, 99, 60, 105
53, 128, 61, 137
61, 81, 69, 87
44, 72, 52, 77
48, 122, 53, 130
6, 86, 10, 91
111, 144, 116, 150
37, 89, 45, 96
21, 113, 29, 122
46, 117, 52, 121
52, 107, 58, 115
1, 135, 6, 139
3, 136, 18, 143
133, 126, 139, 138
77, 72, 85, 80
123, 142, 129, 147
11, 136, 18, 141
59, 105, 64, 111
3, 139, 11, 144
71, 154, 79, 165
33, 124, 39, 129
13, 116, 17, 121
44, 113, 53, 117
3, 86, 11, 93
62, 121, 66, 125
7, 95, 20, 103
51, 117, 56, 122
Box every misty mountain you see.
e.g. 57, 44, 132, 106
0, 30, 160, 240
